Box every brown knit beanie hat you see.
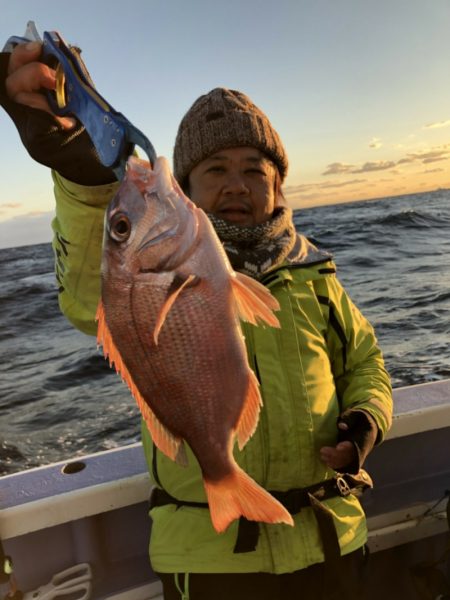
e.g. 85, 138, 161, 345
173, 88, 288, 189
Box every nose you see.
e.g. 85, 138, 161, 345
223, 172, 249, 195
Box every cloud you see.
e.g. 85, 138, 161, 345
0, 202, 22, 216
407, 149, 449, 161
322, 162, 354, 176
323, 159, 398, 176
352, 161, 396, 173
422, 156, 449, 164
284, 179, 366, 198
320, 178, 367, 189
423, 168, 444, 173
291, 142, 449, 207
0, 212, 53, 250
369, 137, 382, 149
321, 145, 450, 178
284, 183, 317, 195
424, 119, 450, 129
0, 203, 22, 209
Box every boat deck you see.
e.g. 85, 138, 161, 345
1, 379, 449, 599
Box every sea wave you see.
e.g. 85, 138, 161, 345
372, 209, 445, 229
1, 190, 449, 474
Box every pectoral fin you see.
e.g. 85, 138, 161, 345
153, 273, 199, 344
230, 272, 280, 328
96, 301, 187, 466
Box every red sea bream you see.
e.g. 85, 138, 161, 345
96, 156, 293, 532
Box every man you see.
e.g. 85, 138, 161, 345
1, 41, 392, 599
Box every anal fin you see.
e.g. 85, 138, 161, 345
235, 369, 262, 450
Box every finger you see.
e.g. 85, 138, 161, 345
319, 446, 333, 457
321, 454, 342, 469
319, 447, 335, 463
14, 90, 53, 112
338, 422, 349, 430
13, 91, 76, 130
56, 116, 77, 130
336, 441, 353, 452
6, 61, 56, 100
320, 443, 355, 469
334, 443, 357, 467
8, 41, 43, 74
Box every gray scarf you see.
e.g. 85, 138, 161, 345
208, 207, 314, 278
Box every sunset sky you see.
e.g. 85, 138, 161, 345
1, 0, 449, 248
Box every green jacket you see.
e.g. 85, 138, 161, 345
51, 171, 393, 575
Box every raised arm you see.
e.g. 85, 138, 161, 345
1, 41, 120, 334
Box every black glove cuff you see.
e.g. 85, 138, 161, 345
337, 409, 378, 474
0, 52, 10, 98
0, 52, 117, 185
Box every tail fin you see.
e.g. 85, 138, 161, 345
204, 466, 294, 533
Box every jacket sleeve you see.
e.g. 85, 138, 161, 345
324, 275, 393, 443
51, 170, 120, 336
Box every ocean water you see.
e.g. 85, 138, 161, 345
1, 190, 449, 475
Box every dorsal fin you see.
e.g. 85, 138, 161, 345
96, 301, 187, 466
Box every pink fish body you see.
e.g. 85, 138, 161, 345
97, 156, 293, 532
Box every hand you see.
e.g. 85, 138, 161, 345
320, 421, 357, 470
320, 409, 378, 473
6, 41, 75, 130
0, 43, 117, 185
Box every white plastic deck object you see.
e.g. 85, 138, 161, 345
22, 563, 92, 600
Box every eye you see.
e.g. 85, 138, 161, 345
245, 168, 266, 176
205, 165, 226, 174
109, 213, 131, 242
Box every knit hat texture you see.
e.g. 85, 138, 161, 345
173, 88, 288, 188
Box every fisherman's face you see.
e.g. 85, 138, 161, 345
188, 147, 278, 226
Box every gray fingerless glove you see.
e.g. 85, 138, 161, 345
0, 51, 117, 185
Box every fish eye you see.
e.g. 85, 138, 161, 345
110, 213, 131, 242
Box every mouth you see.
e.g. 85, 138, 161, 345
216, 203, 253, 224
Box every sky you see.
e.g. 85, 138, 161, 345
1, 0, 449, 248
